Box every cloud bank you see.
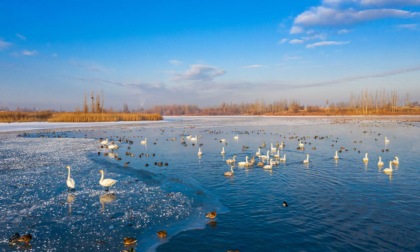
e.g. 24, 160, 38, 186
172, 64, 226, 82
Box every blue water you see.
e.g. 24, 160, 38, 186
0, 116, 419, 251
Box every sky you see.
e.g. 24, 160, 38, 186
1, 0, 420, 110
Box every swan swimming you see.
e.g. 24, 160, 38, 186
226, 155, 236, 164
334, 150, 339, 160
234, 134, 239, 140
141, 138, 147, 145
238, 156, 249, 166
392, 156, 399, 165
298, 141, 305, 149
256, 148, 261, 157
221, 147, 225, 155
279, 154, 286, 162
198, 148, 203, 156
274, 150, 280, 159
363, 153, 369, 163
263, 159, 273, 169
99, 170, 118, 191
65, 165, 75, 191
224, 166, 234, 177
385, 136, 390, 145
271, 143, 277, 153
378, 156, 384, 167
303, 154, 309, 164
100, 138, 108, 145
383, 161, 393, 174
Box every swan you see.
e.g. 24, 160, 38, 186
220, 138, 226, 143
303, 154, 309, 164
279, 154, 286, 162
221, 147, 225, 155
256, 148, 261, 157
263, 159, 273, 169
238, 156, 249, 166
363, 153, 369, 163
274, 150, 280, 159
224, 166, 234, 177
378, 156, 384, 167
271, 143, 277, 153
99, 170, 118, 191
392, 156, 399, 165
198, 148, 203, 156
385, 136, 390, 145
383, 161, 393, 174
100, 138, 108, 145
279, 141, 285, 149
334, 151, 339, 160
66, 166, 75, 191
226, 155, 236, 164
234, 134, 239, 140
190, 135, 198, 142
108, 143, 119, 151
141, 138, 147, 145
260, 150, 270, 161
298, 141, 304, 149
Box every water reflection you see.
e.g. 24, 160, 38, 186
99, 193, 117, 212
67, 194, 75, 214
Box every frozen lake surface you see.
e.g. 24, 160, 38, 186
0, 116, 419, 251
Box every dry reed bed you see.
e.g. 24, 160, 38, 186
0, 111, 54, 123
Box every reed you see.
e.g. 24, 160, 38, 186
0, 111, 53, 123
47, 112, 162, 122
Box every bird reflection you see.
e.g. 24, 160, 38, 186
67, 194, 76, 214
207, 220, 217, 229
99, 193, 116, 212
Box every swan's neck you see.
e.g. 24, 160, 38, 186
67, 167, 71, 179
100, 172, 104, 182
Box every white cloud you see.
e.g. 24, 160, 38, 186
242, 64, 265, 69
172, 64, 226, 82
21, 49, 38, 56
169, 59, 183, 65
338, 29, 352, 34
396, 23, 418, 30
0, 39, 12, 51
323, 0, 420, 7
306, 40, 350, 48
289, 39, 305, 44
16, 33, 26, 40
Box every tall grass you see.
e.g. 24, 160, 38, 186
47, 112, 162, 122
0, 111, 53, 123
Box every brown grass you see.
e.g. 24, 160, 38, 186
47, 112, 163, 122
0, 111, 54, 123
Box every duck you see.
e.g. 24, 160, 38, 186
282, 201, 288, 207
362, 153, 369, 163
377, 156, 384, 167
65, 166, 75, 191
99, 170, 118, 191
17, 233, 32, 244
383, 161, 393, 174
198, 148, 203, 156
8, 233, 20, 244
334, 151, 339, 160
303, 154, 309, 164
206, 211, 217, 219
224, 166, 234, 177
392, 156, 399, 165
226, 155, 236, 164
157, 230, 167, 238
221, 147, 226, 155
123, 237, 137, 245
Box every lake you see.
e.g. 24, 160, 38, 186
0, 116, 419, 251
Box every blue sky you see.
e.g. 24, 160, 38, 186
1, 0, 419, 110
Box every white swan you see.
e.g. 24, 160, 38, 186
260, 151, 270, 161
363, 153, 369, 163
190, 135, 198, 142
279, 141, 285, 149
392, 156, 399, 165
238, 156, 249, 166
221, 147, 226, 155
385, 137, 390, 145
383, 161, 393, 174
378, 156, 384, 167
274, 150, 280, 159
256, 148, 261, 157
298, 141, 305, 149
271, 143, 277, 153
198, 148, 203, 156
99, 170, 118, 191
66, 166, 75, 191
279, 154, 286, 162
108, 143, 119, 151
234, 134, 239, 140
100, 138, 108, 145
334, 151, 339, 160
224, 166, 234, 177
141, 138, 147, 145
226, 155, 236, 164
263, 159, 273, 169
303, 154, 309, 164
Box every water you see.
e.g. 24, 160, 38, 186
0, 116, 419, 251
